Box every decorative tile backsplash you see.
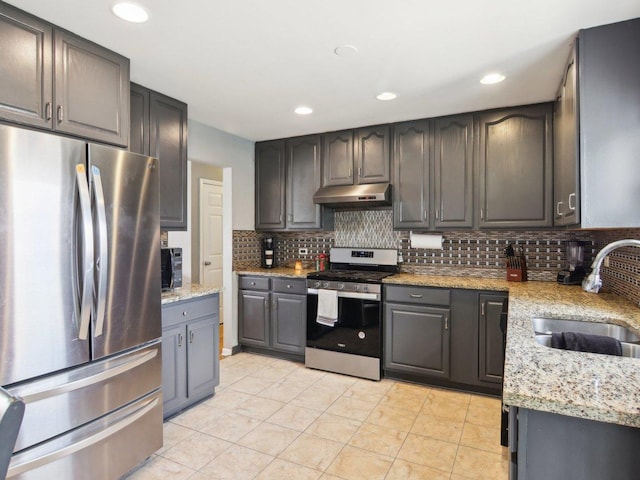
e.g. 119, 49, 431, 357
233, 210, 640, 306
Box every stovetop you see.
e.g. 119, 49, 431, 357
306, 269, 395, 283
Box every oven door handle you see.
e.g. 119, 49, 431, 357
307, 288, 380, 301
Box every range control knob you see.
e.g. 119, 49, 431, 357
361, 285, 369, 292
322, 282, 329, 288
314, 281, 321, 288
338, 283, 345, 290
354, 284, 360, 291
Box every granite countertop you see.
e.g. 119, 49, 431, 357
236, 267, 313, 279
383, 273, 510, 291
161, 283, 222, 304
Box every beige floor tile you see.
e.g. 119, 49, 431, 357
234, 395, 285, 420
200, 412, 261, 442
452, 445, 508, 480
255, 459, 322, 480
257, 378, 310, 402
428, 388, 471, 406
123, 455, 195, 480
468, 394, 501, 410
252, 362, 298, 381
279, 433, 344, 471
314, 372, 357, 392
267, 403, 322, 431
348, 422, 407, 457
465, 403, 502, 429
379, 390, 429, 413
326, 395, 380, 421
237, 422, 300, 456
366, 403, 418, 431
286, 366, 327, 385
227, 375, 275, 395
421, 395, 469, 422
160, 431, 232, 470
459, 422, 505, 455
318, 475, 345, 480
168, 403, 225, 431
411, 412, 464, 443
156, 422, 195, 455
386, 459, 451, 480
325, 445, 393, 480
305, 412, 362, 443
397, 433, 458, 472
291, 384, 342, 411
343, 378, 395, 402
197, 444, 274, 480
205, 388, 254, 410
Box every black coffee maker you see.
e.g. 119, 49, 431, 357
262, 237, 275, 268
557, 240, 587, 285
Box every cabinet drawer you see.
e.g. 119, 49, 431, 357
384, 285, 450, 306
272, 278, 306, 294
239, 276, 270, 291
162, 294, 219, 328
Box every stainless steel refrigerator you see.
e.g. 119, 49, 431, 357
0, 125, 162, 479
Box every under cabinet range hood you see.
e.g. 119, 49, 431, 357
313, 183, 392, 208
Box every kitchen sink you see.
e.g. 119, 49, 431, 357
531, 317, 640, 358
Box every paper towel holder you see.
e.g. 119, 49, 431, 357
409, 231, 444, 250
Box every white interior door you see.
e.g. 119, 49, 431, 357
199, 179, 223, 292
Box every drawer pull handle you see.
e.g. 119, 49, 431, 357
410, 294, 423, 298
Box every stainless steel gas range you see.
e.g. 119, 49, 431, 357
305, 247, 398, 380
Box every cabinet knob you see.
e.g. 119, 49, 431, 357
286, 284, 291, 289
251, 282, 256, 286
182, 311, 188, 316
204, 261, 211, 266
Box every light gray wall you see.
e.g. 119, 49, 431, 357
188, 119, 255, 230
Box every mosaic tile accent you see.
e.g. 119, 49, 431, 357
592, 229, 640, 306
334, 209, 402, 248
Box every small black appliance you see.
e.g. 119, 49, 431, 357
557, 240, 588, 285
262, 237, 275, 268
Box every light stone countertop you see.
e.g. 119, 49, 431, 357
235, 268, 640, 427
161, 283, 222, 305
236, 267, 314, 279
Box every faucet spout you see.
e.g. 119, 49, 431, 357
582, 239, 640, 293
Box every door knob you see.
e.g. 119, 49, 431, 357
204, 261, 211, 265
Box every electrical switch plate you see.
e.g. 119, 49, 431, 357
604, 256, 610, 267
299, 248, 308, 255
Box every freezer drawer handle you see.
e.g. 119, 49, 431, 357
7, 396, 159, 478
75, 164, 94, 341
15, 349, 158, 404
90, 166, 108, 337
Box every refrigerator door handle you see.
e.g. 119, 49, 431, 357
90, 166, 108, 337
75, 164, 94, 341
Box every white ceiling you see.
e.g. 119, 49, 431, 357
7, 0, 640, 141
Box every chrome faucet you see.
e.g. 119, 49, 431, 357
582, 239, 640, 293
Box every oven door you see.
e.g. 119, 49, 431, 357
306, 289, 381, 358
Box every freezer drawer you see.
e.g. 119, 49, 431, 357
7, 390, 162, 480
7, 341, 161, 453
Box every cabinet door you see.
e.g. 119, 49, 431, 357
54, 29, 130, 147
393, 120, 431, 229
355, 125, 390, 184
286, 135, 322, 229
129, 83, 149, 156
322, 130, 354, 186
186, 317, 216, 401
0, 4, 52, 129
161, 324, 187, 418
150, 91, 188, 230
271, 293, 306, 354
478, 294, 506, 384
477, 104, 553, 228
255, 140, 286, 230
238, 290, 270, 348
434, 115, 473, 228
384, 303, 450, 378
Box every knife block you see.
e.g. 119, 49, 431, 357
506, 257, 528, 282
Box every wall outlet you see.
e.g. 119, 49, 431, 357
604, 256, 610, 268
299, 248, 308, 255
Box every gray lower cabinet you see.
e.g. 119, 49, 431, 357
161, 294, 219, 419
384, 286, 451, 378
477, 104, 553, 228
0, 3, 130, 147
130, 83, 188, 230
478, 293, 507, 384
239, 276, 306, 356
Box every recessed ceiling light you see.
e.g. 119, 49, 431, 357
112, 2, 149, 23
334, 45, 358, 57
294, 106, 313, 115
376, 92, 398, 101
480, 73, 506, 85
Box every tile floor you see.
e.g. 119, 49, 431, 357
125, 353, 508, 480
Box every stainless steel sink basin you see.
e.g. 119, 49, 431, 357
532, 317, 640, 358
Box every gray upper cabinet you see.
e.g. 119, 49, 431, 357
129, 83, 150, 156
553, 45, 579, 226
0, 4, 52, 129
150, 91, 188, 230
568, 18, 640, 228
477, 104, 553, 228
255, 140, 286, 230
0, 3, 130, 147
434, 115, 474, 228
286, 135, 323, 229
322, 130, 354, 186
393, 120, 431, 229
355, 125, 391, 184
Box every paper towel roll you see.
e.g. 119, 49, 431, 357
410, 233, 443, 250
